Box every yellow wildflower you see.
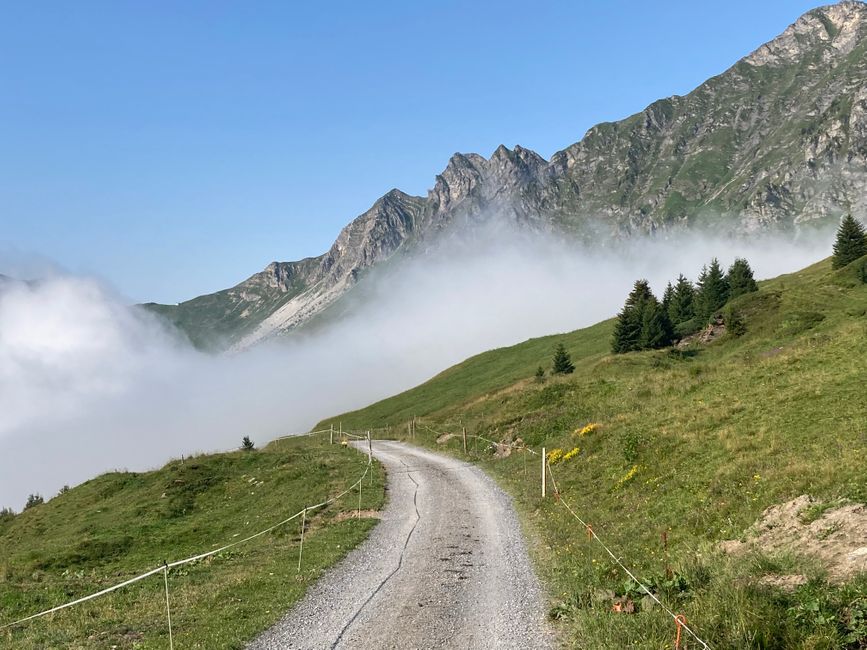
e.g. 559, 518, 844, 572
573, 422, 599, 437
615, 464, 640, 489
546, 448, 564, 464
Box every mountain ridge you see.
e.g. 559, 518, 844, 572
146, 1, 867, 350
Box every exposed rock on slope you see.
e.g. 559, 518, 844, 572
147, 2, 867, 350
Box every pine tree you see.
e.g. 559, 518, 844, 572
24, 494, 43, 510
832, 214, 867, 269
551, 343, 575, 374
667, 274, 696, 326
662, 282, 674, 313
611, 280, 654, 353
241, 436, 255, 451
696, 259, 729, 322
534, 365, 545, 382
726, 258, 758, 299
639, 298, 674, 349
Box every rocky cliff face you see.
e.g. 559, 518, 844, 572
147, 2, 867, 350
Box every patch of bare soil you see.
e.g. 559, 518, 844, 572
436, 433, 456, 444
722, 495, 867, 583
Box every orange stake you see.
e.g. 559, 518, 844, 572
586, 524, 593, 540
675, 614, 687, 650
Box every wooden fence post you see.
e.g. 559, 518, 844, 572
541, 447, 547, 498
462, 427, 467, 454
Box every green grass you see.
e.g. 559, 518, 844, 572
323, 256, 867, 648
0, 435, 385, 649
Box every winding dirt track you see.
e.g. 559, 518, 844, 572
248, 440, 555, 649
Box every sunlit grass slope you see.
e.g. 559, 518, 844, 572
0, 435, 384, 649
325, 256, 867, 649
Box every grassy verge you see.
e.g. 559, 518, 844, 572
0, 435, 385, 649
323, 256, 867, 648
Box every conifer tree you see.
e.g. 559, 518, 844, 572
241, 436, 255, 451
667, 274, 696, 326
832, 214, 867, 269
662, 282, 674, 313
726, 258, 758, 299
551, 343, 575, 374
612, 280, 654, 353
639, 299, 674, 349
696, 259, 729, 322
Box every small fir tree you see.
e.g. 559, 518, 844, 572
667, 274, 696, 327
832, 214, 867, 269
241, 436, 255, 451
696, 259, 729, 322
726, 258, 758, 299
24, 494, 43, 510
551, 343, 575, 374
534, 365, 546, 382
611, 279, 654, 353
661, 282, 674, 313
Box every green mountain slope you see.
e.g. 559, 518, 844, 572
0, 436, 384, 649
325, 255, 867, 648
147, 3, 867, 350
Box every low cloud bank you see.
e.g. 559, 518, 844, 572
0, 229, 833, 508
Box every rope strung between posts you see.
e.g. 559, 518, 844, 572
0, 444, 373, 632
419, 423, 539, 456
545, 459, 711, 649
0, 566, 165, 630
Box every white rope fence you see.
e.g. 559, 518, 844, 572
415, 420, 712, 649
0, 429, 373, 636
545, 459, 711, 649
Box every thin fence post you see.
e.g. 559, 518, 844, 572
297, 508, 307, 573
162, 563, 174, 650
367, 431, 372, 463
462, 427, 467, 454
330, 424, 334, 445
523, 447, 527, 478
541, 447, 546, 498
357, 476, 362, 518
339, 421, 343, 444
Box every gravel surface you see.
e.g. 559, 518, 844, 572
248, 440, 556, 649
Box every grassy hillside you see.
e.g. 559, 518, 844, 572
325, 256, 867, 649
0, 435, 384, 649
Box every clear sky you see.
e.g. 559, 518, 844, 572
0, 0, 822, 303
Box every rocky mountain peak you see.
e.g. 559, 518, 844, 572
746, 1, 867, 66
431, 153, 485, 212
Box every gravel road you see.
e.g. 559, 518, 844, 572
248, 440, 556, 649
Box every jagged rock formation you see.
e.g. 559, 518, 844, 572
146, 2, 867, 350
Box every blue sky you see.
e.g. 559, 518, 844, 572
1, 0, 821, 303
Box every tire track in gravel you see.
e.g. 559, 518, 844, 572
248, 440, 556, 650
